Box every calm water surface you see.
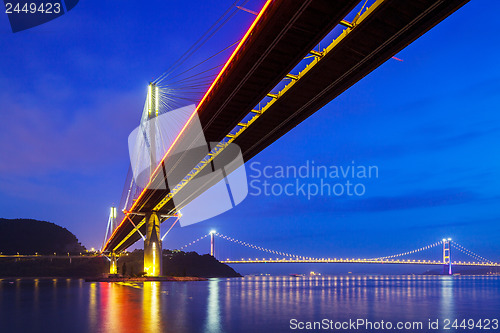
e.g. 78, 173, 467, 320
0, 276, 499, 333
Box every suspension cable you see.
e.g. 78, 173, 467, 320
154, 0, 249, 84
163, 40, 240, 84
369, 241, 443, 260
215, 233, 305, 259
451, 241, 493, 263
178, 234, 210, 251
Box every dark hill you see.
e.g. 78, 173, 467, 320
164, 251, 242, 278
118, 250, 242, 278
0, 218, 85, 255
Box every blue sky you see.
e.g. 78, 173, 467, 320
0, 0, 499, 273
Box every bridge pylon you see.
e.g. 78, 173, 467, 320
147, 82, 159, 175
144, 212, 162, 276
210, 230, 216, 258
443, 238, 452, 275
142, 83, 163, 277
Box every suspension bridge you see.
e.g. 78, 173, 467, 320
2, 231, 498, 276
99, 0, 473, 276
177, 232, 500, 274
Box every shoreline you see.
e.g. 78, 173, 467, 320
0, 276, 210, 281
2, 273, 500, 281
85, 276, 208, 282
0, 276, 208, 282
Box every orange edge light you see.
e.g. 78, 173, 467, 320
103, 0, 273, 252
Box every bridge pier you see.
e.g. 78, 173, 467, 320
144, 212, 162, 276
110, 252, 118, 274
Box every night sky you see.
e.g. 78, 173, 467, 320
0, 0, 499, 273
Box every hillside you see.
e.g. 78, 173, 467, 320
118, 250, 242, 278
0, 257, 107, 277
0, 218, 85, 254
0, 219, 241, 278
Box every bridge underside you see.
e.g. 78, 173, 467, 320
103, 0, 470, 254
104, 0, 361, 253
232, 0, 471, 161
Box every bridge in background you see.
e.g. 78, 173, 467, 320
178, 232, 500, 275
101, 0, 472, 276
3, 232, 498, 276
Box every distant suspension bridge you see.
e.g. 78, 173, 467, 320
2, 231, 497, 276
177, 232, 500, 274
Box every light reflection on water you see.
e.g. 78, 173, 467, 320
0, 275, 499, 333
205, 279, 221, 333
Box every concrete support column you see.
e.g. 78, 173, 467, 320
144, 212, 162, 276
110, 252, 118, 274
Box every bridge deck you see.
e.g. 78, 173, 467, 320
233, 0, 471, 161
222, 259, 500, 267
196, 0, 361, 144
104, 0, 470, 253
104, 0, 361, 252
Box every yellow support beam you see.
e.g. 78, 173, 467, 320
309, 50, 323, 58
339, 20, 354, 28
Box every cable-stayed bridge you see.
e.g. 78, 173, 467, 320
100, 0, 472, 276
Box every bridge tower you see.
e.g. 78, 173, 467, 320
110, 207, 117, 231
443, 238, 452, 275
143, 83, 162, 276
147, 82, 159, 175
210, 230, 216, 258
103, 206, 118, 274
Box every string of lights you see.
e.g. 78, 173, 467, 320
175, 234, 496, 265
451, 242, 493, 263
178, 234, 210, 250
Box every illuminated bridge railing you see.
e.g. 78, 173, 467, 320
220, 258, 500, 267
180, 232, 500, 268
